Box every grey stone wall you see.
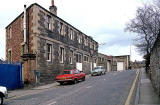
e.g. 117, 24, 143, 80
150, 37, 160, 95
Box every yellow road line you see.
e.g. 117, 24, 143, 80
125, 70, 139, 105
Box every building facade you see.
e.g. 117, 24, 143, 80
112, 55, 130, 71
98, 53, 112, 72
6, 2, 98, 84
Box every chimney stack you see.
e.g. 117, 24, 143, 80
49, 0, 57, 15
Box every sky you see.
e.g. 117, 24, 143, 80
0, 0, 149, 61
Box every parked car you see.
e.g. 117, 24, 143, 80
56, 69, 86, 85
0, 86, 8, 105
91, 66, 106, 76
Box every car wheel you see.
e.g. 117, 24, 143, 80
82, 76, 85, 81
0, 95, 3, 105
60, 82, 64, 85
73, 79, 78, 84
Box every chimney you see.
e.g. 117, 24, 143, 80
49, 0, 57, 15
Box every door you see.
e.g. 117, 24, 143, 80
90, 62, 93, 72
117, 62, 124, 71
107, 61, 110, 72
76, 63, 82, 71
94, 63, 97, 68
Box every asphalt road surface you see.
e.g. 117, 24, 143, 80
5, 70, 137, 105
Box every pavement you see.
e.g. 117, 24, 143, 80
136, 68, 160, 105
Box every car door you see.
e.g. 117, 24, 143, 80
74, 70, 79, 79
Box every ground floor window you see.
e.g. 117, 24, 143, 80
60, 47, 64, 63
69, 50, 73, 64
47, 43, 52, 61
84, 55, 89, 62
76, 53, 82, 63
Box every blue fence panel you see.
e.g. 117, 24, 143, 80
0, 64, 22, 90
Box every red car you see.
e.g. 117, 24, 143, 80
56, 69, 86, 85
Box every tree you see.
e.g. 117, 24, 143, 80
125, 2, 160, 71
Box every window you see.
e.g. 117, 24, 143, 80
8, 27, 12, 39
8, 50, 12, 63
47, 43, 52, 61
60, 47, 64, 63
69, 50, 73, 64
21, 16, 24, 30
102, 58, 104, 62
21, 44, 25, 55
90, 41, 92, 48
94, 43, 97, 50
60, 22, 63, 35
69, 28, 73, 40
46, 16, 51, 30
78, 35, 82, 43
84, 55, 89, 62
94, 59, 97, 63
76, 53, 82, 63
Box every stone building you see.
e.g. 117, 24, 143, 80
97, 53, 112, 72
150, 33, 160, 95
112, 55, 130, 71
5, 1, 98, 84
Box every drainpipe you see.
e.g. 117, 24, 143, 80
24, 5, 27, 44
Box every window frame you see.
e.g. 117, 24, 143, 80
46, 15, 51, 30
69, 50, 73, 64
60, 47, 65, 63
46, 43, 52, 62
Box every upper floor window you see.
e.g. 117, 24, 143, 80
47, 43, 52, 61
78, 35, 82, 44
94, 43, 97, 50
60, 47, 64, 63
60, 22, 64, 35
8, 27, 12, 39
46, 16, 51, 30
90, 41, 93, 49
69, 28, 74, 40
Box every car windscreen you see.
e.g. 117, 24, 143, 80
93, 67, 101, 70
63, 71, 72, 74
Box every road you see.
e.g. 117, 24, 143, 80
5, 70, 137, 105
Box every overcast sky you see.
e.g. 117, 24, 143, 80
0, 0, 149, 61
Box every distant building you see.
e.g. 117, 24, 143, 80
97, 53, 130, 72
112, 55, 130, 71
5, 1, 98, 84
97, 53, 112, 72
130, 60, 145, 69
